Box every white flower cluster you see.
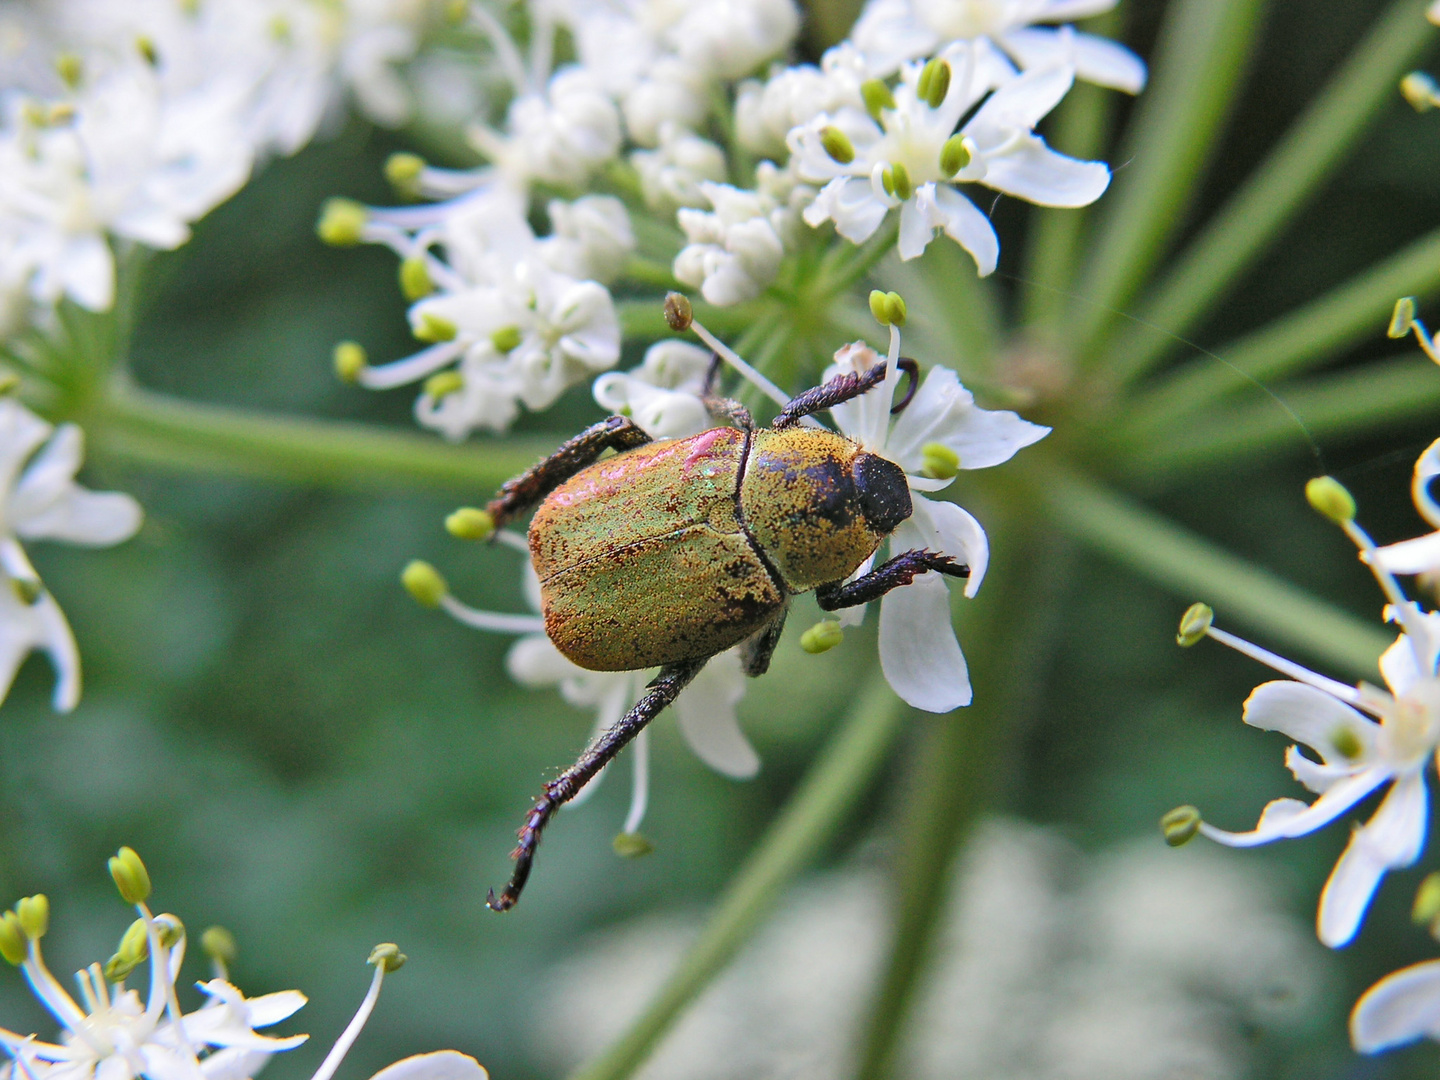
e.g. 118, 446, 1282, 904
0, 0, 427, 325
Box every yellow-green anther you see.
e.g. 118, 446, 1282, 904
414, 311, 457, 343
109, 846, 152, 905
869, 289, 890, 325
0, 373, 20, 396
800, 620, 844, 654
1160, 805, 1202, 847
613, 832, 654, 858
861, 78, 895, 121
887, 162, 912, 200
105, 918, 149, 981
1415, 873, 1440, 927
268, 13, 291, 42
490, 325, 523, 353
884, 291, 907, 327
1402, 72, 1439, 112
917, 58, 951, 108
939, 133, 971, 177
445, 507, 495, 541
317, 198, 367, 247
10, 577, 42, 605
1305, 476, 1356, 525
1390, 296, 1418, 338
0, 913, 26, 966
423, 370, 464, 399
401, 560, 447, 608
136, 36, 159, 66
384, 152, 425, 191
664, 292, 693, 331
201, 925, 237, 964
920, 442, 960, 480
46, 103, 74, 125
443, 0, 466, 22
820, 125, 855, 165
1176, 602, 1213, 647
399, 256, 433, 301
15, 895, 47, 940
368, 942, 407, 972
55, 53, 82, 89
1330, 725, 1363, 761
153, 914, 183, 948
333, 341, 367, 384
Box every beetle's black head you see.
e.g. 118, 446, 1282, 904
852, 452, 911, 535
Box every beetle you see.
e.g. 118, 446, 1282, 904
483, 351, 969, 911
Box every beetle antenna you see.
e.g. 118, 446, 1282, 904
890, 359, 919, 415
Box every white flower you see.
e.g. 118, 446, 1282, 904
850, 0, 1147, 94
0, 399, 141, 712
824, 336, 1049, 711
793, 41, 1110, 274
1367, 437, 1440, 579
735, 42, 872, 158
1351, 957, 1440, 1053
632, 125, 728, 210
667, 0, 802, 82
620, 59, 710, 148
593, 341, 715, 440
674, 181, 792, 306
539, 196, 635, 285
471, 67, 622, 189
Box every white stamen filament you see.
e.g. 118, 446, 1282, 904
1206, 625, 1362, 704
357, 341, 465, 390
686, 318, 792, 410
494, 530, 529, 554
622, 728, 650, 835
465, 3, 528, 98
439, 594, 546, 635
140, 907, 195, 1062
309, 964, 386, 1080
22, 942, 89, 1034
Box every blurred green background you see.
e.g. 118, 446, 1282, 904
4, 0, 1440, 1076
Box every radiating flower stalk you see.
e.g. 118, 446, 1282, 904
0, 0, 1436, 1075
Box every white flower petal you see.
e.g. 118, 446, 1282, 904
968, 63, 1073, 134
1286, 745, 1358, 795
1198, 766, 1392, 848
902, 497, 990, 597
803, 176, 889, 245
1351, 959, 1440, 1052
878, 570, 970, 712
980, 135, 1111, 207
932, 186, 998, 276
897, 187, 947, 261
672, 652, 757, 779
1241, 681, 1377, 763
1413, 437, 1440, 527
999, 28, 1147, 93
1371, 532, 1440, 577
367, 1052, 488, 1080
886, 367, 1050, 477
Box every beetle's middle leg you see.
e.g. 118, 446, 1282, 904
486, 415, 652, 528
486, 657, 708, 912
815, 549, 968, 610
738, 606, 789, 677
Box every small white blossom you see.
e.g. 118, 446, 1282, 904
1367, 437, 1440, 579
593, 341, 715, 440
0, 398, 141, 712
470, 66, 622, 189
539, 196, 635, 285
735, 42, 872, 158
674, 180, 794, 307
632, 125, 729, 210
621, 59, 711, 148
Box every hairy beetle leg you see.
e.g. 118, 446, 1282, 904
486, 415, 652, 529
486, 657, 708, 912
815, 548, 969, 610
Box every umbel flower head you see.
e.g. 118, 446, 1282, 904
0, 846, 487, 1080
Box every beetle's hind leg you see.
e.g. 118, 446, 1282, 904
738, 606, 789, 677
486, 415, 652, 529
700, 352, 755, 431
772, 358, 919, 428
486, 658, 708, 912
815, 549, 968, 610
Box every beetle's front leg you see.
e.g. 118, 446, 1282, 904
815, 549, 968, 610
771, 358, 918, 428
486, 657, 707, 912
486, 415, 652, 529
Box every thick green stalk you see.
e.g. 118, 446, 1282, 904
570, 676, 909, 1080
91, 382, 552, 493
1043, 470, 1390, 678
1071, 0, 1267, 353
1119, 354, 1440, 480
1102, 0, 1438, 387
1119, 222, 1440, 439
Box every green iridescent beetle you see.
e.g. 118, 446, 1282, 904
483, 328, 969, 912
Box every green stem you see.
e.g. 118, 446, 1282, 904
1101, 0, 1438, 387
1119, 222, 1440, 439
91, 381, 553, 493
1042, 469, 1390, 678
1072, 0, 1267, 354
569, 675, 909, 1080
1117, 354, 1440, 480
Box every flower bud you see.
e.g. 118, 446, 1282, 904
664, 292, 693, 331
1305, 475, 1356, 524
861, 79, 895, 121
201, 925, 237, 964
333, 341, 367, 384
1160, 805, 1201, 847
317, 198, 368, 247
384, 152, 425, 195
423, 371, 464, 399
368, 942, 406, 972
109, 846, 152, 905
445, 508, 495, 541
15, 895, 47, 940
1414, 872, 1440, 928
1389, 296, 1418, 339
920, 442, 960, 480
490, 325, 523, 353
939, 134, 972, 177
0, 912, 26, 966
399, 256, 433, 301
800, 620, 844, 654
401, 561, 447, 608
820, 125, 855, 165
613, 832, 654, 858
1176, 603, 1213, 647
413, 312, 457, 343
917, 58, 951, 108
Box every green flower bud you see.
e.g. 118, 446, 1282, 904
920, 442, 960, 480
54, 53, 82, 89
413, 311, 457, 343
613, 832, 654, 858
201, 925, 237, 964
0, 912, 27, 966
136, 36, 159, 66
423, 370, 464, 399
1160, 805, 1202, 847
384, 152, 426, 193
333, 341, 367, 384
490, 325, 523, 353
1176, 603, 1213, 647
1305, 475, 1356, 525
917, 58, 951, 108
368, 942, 407, 973
820, 125, 855, 165
1389, 296, 1418, 338
15, 895, 47, 940
664, 292, 693, 331
109, 846, 152, 905
401, 561, 447, 608
1415, 872, 1440, 927
445, 508, 495, 541
317, 198, 367, 247
939, 134, 971, 177
882, 162, 912, 201
861, 78, 896, 121
800, 619, 844, 654
399, 256, 433, 301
